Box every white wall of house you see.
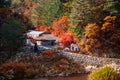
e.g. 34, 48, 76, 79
26, 39, 35, 46
36, 41, 41, 46
64, 43, 79, 52
70, 43, 79, 52
64, 47, 70, 51
27, 30, 44, 39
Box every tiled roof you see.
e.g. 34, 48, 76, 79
40, 34, 59, 41
27, 30, 44, 36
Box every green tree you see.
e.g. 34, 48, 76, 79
74, 26, 83, 37
68, 0, 94, 38
35, 0, 62, 26
0, 0, 11, 7
69, 0, 94, 28
103, 0, 120, 16
60, 0, 74, 16
103, 0, 120, 27
0, 18, 26, 55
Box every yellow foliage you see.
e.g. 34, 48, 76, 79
104, 16, 116, 22
80, 15, 118, 54
85, 44, 92, 52
79, 41, 85, 47
101, 22, 114, 31
84, 23, 100, 38
102, 16, 116, 31
86, 39, 92, 45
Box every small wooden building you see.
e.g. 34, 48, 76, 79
26, 30, 45, 39
40, 40, 55, 46
39, 34, 58, 46
26, 30, 45, 46
26, 30, 59, 47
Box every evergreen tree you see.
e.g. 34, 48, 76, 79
0, 18, 26, 54
0, 0, 11, 7
69, 0, 93, 27
103, 0, 120, 16
103, 0, 120, 28
35, 0, 62, 26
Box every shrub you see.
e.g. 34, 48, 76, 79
0, 62, 28, 79
53, 58, 68, 72
1, 62, 27, 71
42, 50, 55, 56
88, 66, 120, 80
25, 68, 37, 78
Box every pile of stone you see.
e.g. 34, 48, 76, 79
60, 51, 120, 73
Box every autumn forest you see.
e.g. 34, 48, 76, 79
0, 0, 120, 80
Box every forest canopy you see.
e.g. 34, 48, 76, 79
0, 0, 120, 57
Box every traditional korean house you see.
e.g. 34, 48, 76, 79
26, 30, 45, 46
26, 30, 45, 39
26, 30, 59, 47
39, 34, 59, 46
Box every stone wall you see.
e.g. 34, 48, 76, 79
59, 51, 120, 73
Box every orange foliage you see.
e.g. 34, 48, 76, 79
101, 16, 116, 31
51, 16, 74, 46
42, 50, 55, 56
35, 26, 45, 31
79, 23, 101, 53
52, 29, 63, 36
53, 58, 68, 72
54, 58, 68, 66
35, 25, 52, 33
85, 44, 92, 52
79, 16, 119, 55
101, 22, 114, 31
1, 62, 27, 71
35, 16, 73, 46
104, 16, 116, 22
52, 16, 69, 36
58, 16, 68, 24
82, 38, 101, 52
59, 30, 74, 46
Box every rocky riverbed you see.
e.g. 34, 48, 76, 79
0, 51, 85, 79
11, 50, 120, 74
1, 46, 120, 79
59, 51, 120, 73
